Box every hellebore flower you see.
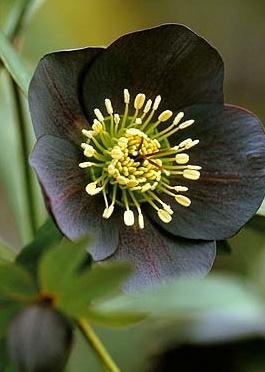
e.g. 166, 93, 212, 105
29, 24, 265, 290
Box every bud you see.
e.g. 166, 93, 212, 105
8, 304, 73, 372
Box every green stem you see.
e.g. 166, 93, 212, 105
11, 77, 37, 239
78, 318, 121, 372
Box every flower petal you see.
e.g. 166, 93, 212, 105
29, 47, 103, 144
81, 24, 224, 120
108, 217, 216, 291
30, 135, 119, 260
147, 104, 265, 240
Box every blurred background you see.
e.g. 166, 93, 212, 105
1, 0, 265, 370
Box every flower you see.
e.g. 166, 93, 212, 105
29, 24, 265, 290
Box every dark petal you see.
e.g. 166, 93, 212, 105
29, 47, 103, 144
30, 135, 119, 260
147, 104, 265, 240
108, 217, 216, 292
81, 24, 224, 121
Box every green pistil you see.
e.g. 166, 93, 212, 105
79, 89, 201, 229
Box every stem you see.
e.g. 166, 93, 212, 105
78, 318, 121, 372
11, 77, 37, 239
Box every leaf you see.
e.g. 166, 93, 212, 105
0, 240, 16, 263
57, 263, 132, 317
16, 218, 62, 278
0, 263, 38, 301
96, 275, 264, 321
83, 307, 146, 327
257, 198, 265, 217
38, 237, 90, 294
0, 30, 31, 96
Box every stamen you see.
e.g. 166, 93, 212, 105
175, 194, 191, 207
158, 110, 173, 122
94, 108, 104, 122
134, 93, 146, 110
158, 209, 172, 223
105, 99, 113, 114
175, 153, 189, 164
80, 88, 201, 229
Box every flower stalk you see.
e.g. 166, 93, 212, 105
78, 318, 121, 372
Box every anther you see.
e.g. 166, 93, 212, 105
134, 93, 146, 110
183, 169, 201, 180
179, 119, 195, 129
158, 110, 173, 122
173, 112, 185, 125
143, 99, 152, 113
85, 182, 102, 195
105, 99, 113, 114
157, 209, 172, 223
114, 114, 120, 125
175, 153, 189, 164
153, 95, 161, 110
124, 89, 130, 104
94, 108, 104, 122
175, 194, 191, 207
124, 209, 135, 226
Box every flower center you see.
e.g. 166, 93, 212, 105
79, 89, 201, 229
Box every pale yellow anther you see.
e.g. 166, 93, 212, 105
175, 153, 190, 164
105, 98, 113, 114
175, 194, 191, 207
183, 169, 201, 180
134, 93, 146, 109
83, 144, 95, 157
126, 179, 139, 188
179, 119, 195, 130
82, 129, 95, 138
138, 213, 144, 229
102, 205, 114, 219
117, 175, 128, 185
153, 95, 161, 110
135, 118, 142, 125
94, 108, 104, 122
185, 139, 200, 149
187, 165, 202, 170
111, 147, 124, 160
143, 99, 152, 113
141, 183, 152, 192
126, 128, 146, 137
162, 204, 174, 215
158, 110, 173, 122
117, 137, 128, 147
173, 112, 185, 125
79, 161, 93, 168
124, 209, 135, 226
107, 164, 116, 175
158, 209, 172, 223
174, 186, 189, 192
92, 120, 103, 134
86, 182, 102, 195
179, 138, 192, 148
124, 89, 130, 104
114, 114, 120, 125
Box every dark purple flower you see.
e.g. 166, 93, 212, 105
29, 24, 265, 290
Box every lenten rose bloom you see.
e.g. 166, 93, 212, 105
29, 24, 265, 290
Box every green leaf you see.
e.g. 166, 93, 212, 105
0, 240, 16, 263
57, 263, 132, 317
16, 218, 62, 278
96, 275, 264, 320
257, 198, 265, 217
38, 237, 90, 294
0, 263, 38, 301
84, 307, 146, 327
0, 30, 31, 96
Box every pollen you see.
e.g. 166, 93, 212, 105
79, 89, 201, 228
